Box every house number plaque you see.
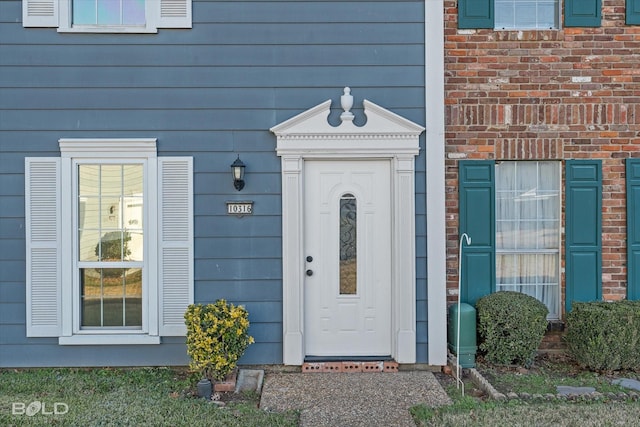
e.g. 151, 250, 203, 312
226, 201, 253, 217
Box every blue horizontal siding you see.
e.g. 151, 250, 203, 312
1, 45, 423, 67
194, 259, 282, 281
0, 0, 426, 366
0, 174, 24, 196
0, 218, 25, 239
0, 66, 425, 89
195, 216, 282, 238
196, 237, 282, 258
0, 282, 24, 303
0, 341, 190, 367
195, 281, 282, 302
0, 23, 424, 45
0, 261, 24, 282
4, 87, 425, 110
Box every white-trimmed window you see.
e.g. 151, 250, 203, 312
25, 139, 193, 345
22, 0, 192, 33
495, 0, 559, 30
495, 161, 560, 318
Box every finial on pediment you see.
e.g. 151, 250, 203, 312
340, 87, 354, 122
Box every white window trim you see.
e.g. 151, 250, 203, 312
59, 139, 159, 345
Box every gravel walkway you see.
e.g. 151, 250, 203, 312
260, 371, 452, 427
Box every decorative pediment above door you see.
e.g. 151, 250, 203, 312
272, 87, 425, 156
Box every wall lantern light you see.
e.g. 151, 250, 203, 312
231, 155, 246, 191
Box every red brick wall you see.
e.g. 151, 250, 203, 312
444, 1, 640, 314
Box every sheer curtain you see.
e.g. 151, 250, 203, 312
496, 161, 560, 318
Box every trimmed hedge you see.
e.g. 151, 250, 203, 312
476, 291, 549, 366
565, 301, 640, 371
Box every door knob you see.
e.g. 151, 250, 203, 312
306, 269, 313, 276
306, 256, 313, 262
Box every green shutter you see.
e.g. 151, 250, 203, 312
627, 159, 640, 300
459, 161, 495, 305
565, 160, 602, 312
627, 0, 640, 24
458, 0, 494, 29
564, 0, 601, 27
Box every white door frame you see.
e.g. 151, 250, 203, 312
272, 91, 423, 365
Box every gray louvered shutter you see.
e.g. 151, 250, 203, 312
25, 158, 61, 337
158, 157, 193, 336
23, 0, 58, 27
158, 0, 192, 28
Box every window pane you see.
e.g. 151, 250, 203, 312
81, 268, 102, 327
123, 165, 143, 195
540, 220, 559, 248
537, 2, 557, 28
495, 162, 516, 191
102, 196, 121, 229
79, 229, 101, 261
101, 165, 122, 195
126, 230, 143, 261
97, 0, 120, 25
99, 231, 127, 261
513, 3, 537, 28
495, 6, 515, 29
339, 194, 357, 295
73, 0, 96, 25
123, 0, 145, 25
517, 221, 539, 249
79, 165, 100, 196
496, 220, 516, 249
539, 161, 559, 190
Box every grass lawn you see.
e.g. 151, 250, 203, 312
412, 354, 640, 426
412, 395, 640, 427
0, 367, 298, 427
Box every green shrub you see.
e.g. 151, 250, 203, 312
476, 291, 548, 366
184, 300, 254, 381
565, 301, 640, 371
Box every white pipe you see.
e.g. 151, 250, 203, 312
456, 233, 471, 396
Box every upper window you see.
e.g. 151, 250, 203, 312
73, 0, 146, 27
25, 139, 193, 344
22, 0, 192, 33
495, 0, 559, 30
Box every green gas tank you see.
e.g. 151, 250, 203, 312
447, 303, 477, 368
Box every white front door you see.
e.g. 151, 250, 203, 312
304, 160, 392, 357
